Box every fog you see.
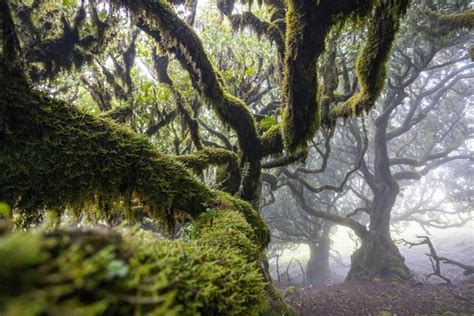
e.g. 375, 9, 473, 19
268, 224, 473, 285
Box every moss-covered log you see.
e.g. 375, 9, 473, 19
0, 210, 272, 315
281, 0, 330, 153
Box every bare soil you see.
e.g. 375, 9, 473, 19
280, 281, 474, 315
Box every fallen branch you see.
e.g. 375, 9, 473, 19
398, 236, 474, 284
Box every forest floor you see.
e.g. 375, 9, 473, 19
280, 281, 474, 315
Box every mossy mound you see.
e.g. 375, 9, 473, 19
0, 225, 267, 315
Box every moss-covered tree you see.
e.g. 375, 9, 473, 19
1, 0, 468, 300
272, 0, 473, 281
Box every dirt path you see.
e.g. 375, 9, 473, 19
282, 281, 474, 315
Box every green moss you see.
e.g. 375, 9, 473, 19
194, 210, 261, 262
215, 162, 241, 195
175, 148, 239, 173
100, 105, 134, 123
175, 148, 242, 195
330, 0, 410, 119
0, 79, 212, 226
213, 191, 270, 249
282, 0, 329, 153
0, 227, 268, 315
427, 9, 474, 31
260, 123, 284, 156
260, 282, 297, 316
228, 11, 285, 57
217, 92, 261, 159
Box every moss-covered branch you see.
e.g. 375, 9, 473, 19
108, 0, 268, 202
281, 0, 331, 153
175, 148, 238, 173
113, 0, 261, 158
0, 79, 213, 226
330, 0, 410, 119
426, 9, 474, 31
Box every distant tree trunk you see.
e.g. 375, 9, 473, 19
346, 194, 411, 281
347, 114, 411, 282
273, 250, 282, 283
306, 222, 332, 284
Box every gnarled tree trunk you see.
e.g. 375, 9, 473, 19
347, 115, 411, 281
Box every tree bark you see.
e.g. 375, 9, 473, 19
346, 198, 411, 281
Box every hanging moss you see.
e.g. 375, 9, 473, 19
0, 223, 268, 315
228, 11, 285, 59
330, 0, 410, 119
0, 78, 214, 225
